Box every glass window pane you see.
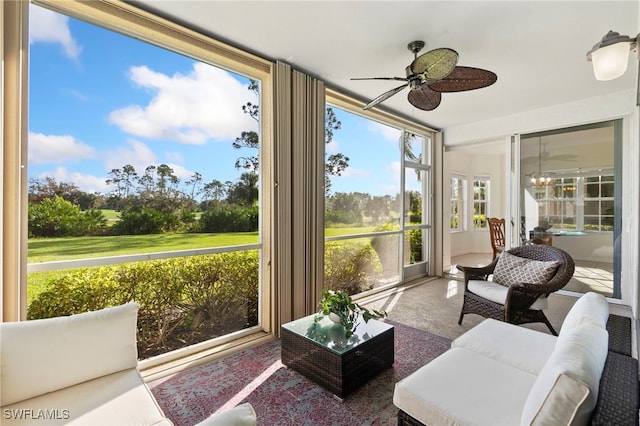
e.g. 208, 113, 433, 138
601, 182, 614, 197
601, 200, 614, 216
404, 230, 423, 265
405, 169, 423, 225
404, 133, 423, 162
584, 200, 599, 215
585, 183, 600, 197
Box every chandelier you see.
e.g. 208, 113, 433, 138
529, 137, 554, 186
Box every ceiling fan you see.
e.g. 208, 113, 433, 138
352, 40, 497, 111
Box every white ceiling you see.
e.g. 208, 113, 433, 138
134, 1, 639, 132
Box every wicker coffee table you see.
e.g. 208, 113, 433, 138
281, 313, 394, 399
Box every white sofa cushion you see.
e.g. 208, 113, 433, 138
452, 318, 557, 375
0, 303, 139, 406
529, 374, 590, 426
493, 251, 560, 286
1, 369, 167, 426
521, 322, 608, 426
560, 291, 609, 336
468, 280, 548, 310
394, 347, 537, 426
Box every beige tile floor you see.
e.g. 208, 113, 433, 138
363, 276, 576, 341
362, 270, 632, 345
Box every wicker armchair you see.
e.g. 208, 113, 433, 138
457, 245, 575, 335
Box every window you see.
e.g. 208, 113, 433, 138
584, 175, 615, 231
25, 1, 271, 361
473, 177, 489, 229
322, 97, 435, 295
534, 174, 613, 232
450, 176, 466, 231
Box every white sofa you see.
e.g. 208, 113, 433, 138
394, 292, 612, 426
0, 303, 257, 426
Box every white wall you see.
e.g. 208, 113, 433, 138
445, 148, 505, 258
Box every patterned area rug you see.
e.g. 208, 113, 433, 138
150, 320, 451, 426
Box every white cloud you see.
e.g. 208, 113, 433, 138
164, 151, 185, 164
388, 161, 402, 182
326, 139, 340, 154
102, 140, 195, 182
109, 63, 257, 144
36, 167, 109, 194
28, 132, 96, 165
29, 4, 81, 59
103, 139, 157, 173
338, 167, 371, 179
368, 121, 402, 143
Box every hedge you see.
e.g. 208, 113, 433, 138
28, 251, 259, 359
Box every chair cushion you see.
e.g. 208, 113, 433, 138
468, 280, 548, 310
493, 251, 560, 286
0, 303, 139, 406
560, 292, 609, 336
394, 347, 537, 426
520, 322, 608, 426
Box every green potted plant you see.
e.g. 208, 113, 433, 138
314, 289, 387, 338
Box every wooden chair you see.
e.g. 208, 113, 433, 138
487, 217, 505, 260
456, 245, 575, 335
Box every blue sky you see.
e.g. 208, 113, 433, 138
28, 4, 404, 198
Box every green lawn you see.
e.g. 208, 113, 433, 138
28, 227, 376, 263
26, 227, 376, 303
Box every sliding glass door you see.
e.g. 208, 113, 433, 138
519, 121, 620, 298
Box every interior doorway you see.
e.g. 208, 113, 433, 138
520, 121, 620, 298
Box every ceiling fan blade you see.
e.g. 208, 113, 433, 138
410, 48, 459, 81
363, 83, 408, 110
428, 66, 497, 92
407, 85, 442, 111
351, 76, 408, 82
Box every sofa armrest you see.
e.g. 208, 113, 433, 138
590, 351, 639, 425
195, 403, 257, 426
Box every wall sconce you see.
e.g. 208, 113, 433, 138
586, 30, 638, 81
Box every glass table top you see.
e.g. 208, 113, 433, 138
281, 313, 393, 355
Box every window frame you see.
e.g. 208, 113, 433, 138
450, 174, 466, 232
472, 176, 490, 230
10, 0, 274, 369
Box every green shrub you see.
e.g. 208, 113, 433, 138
28, 251, 259, 359
28, 195, 107, 237
409, 229, 423, 263
199, 206, 258, 232
325, 209, 361, 226
324, 240, 382, 295
111, 208, 179, 235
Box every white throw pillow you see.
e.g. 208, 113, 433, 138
520, 322, 608, 426
529, 374, 590, 426
493, 251, 560, 286
0, 303, 139, 406
560, 292, 609, 336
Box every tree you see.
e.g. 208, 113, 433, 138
226, 172, 259, 207
233, 80, 260, 172
201, 179, 227, 209
324, 107, 349, 195
28, 177, 98, 210
232, 80, 350, 195
185, 172, 203, 201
